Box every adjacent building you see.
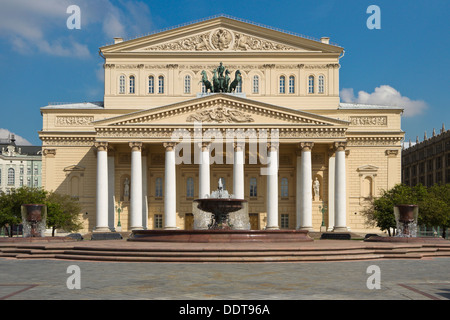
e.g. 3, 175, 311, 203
0, 135, 42, 194
39, 16, 404, 234
402, 125, 450, 187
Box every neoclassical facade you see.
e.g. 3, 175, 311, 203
39, 16, 404, 233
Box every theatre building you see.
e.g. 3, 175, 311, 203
39, 16, 404, 234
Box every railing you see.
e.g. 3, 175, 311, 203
417, 226, 448, 239
0, 225, 23, 237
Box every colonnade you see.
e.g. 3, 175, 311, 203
94, 141, 348, 232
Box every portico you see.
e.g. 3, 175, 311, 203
39, 16, 403, 234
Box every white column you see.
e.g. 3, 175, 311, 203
142, 153, 148, 229
233, 142, 245, 199
164, 142, 177, 229
334, 142, 348, 232
95, 142, 109, 232
199, 142, 211, 199
129, 142, 143, 230
299, 142, 314, 230
266, 143, 279, 229
327, 148, 335, 231
295, 151, 302, 229
107, 148, 115, 231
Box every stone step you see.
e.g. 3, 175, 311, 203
52, 253, 384, 263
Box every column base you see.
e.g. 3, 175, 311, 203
130, 226, 144, 231
164, 227, 178, 230
298, 227, 314, 231
332, 226, 349, 232
93, 227, 111, 232
266, 226, 280, 230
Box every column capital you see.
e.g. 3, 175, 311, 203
267, 142, 279, 152
334, 141, 347, 152
233, 141, 245, 152
94, 142, 108, 152
198, 141, 211, 151
299, 142, 314, 152
163, 142, 177, 151
129, 142, 143, 152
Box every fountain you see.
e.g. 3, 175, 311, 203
21, 204, 47, 238
193, 178, 248, 230
365, 204, 448, 243
130, 179, 312, 242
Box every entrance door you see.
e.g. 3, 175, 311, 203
249, 213, 259, 230
185, 213, 194, 230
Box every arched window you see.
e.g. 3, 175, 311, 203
236, 79, 242, 93
281, 178, 289, 197
119, 75, 126, 94
184, 75, 191, 94
158, 76, 164, 94
308, 75, 315, 94
252, 75, 259, 94
155, 177, 163, 197
250, 177, 257, 197
148, 76, 154, 94
7, 168, 15, 186
318, 75, 325, 94
279, 76, 285, 94
129, 75, 135, 94
288, 76, 295, 94
186, 177, 194, 198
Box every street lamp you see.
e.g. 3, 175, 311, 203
116, 200, 122, 231
319, 202, 327, 232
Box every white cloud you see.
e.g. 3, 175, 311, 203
340, 85, 428, 117
0, 0, 153, 58
0, 129, 32, 146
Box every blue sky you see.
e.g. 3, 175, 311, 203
0, 0, 449, 146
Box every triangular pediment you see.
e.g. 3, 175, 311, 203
93, 94, 349, 128
100, 16, 343, 54
357, 165, 379, 172
63, 165, 85, 172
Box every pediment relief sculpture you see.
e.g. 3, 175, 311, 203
186, 106, 254, 123
142, 28, 298, 52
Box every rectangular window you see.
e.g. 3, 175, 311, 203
281, 214, 289, 229
154, 214, 163, 229
158, 76, 164, 94
288, 76, 295, 94
318, 75, 325, 93
250, 178, 257, 197
148, 76, 154, 94
252, 75, 259, 94
308, 76, 315, 93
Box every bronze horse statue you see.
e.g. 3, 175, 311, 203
229, 70, 242, 93
200, 70, 213, 93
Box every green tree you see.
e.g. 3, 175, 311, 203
45, 192, 83, 237
0, 187, 48, 237
362, 184, 427, 236
419, 184, 450, 238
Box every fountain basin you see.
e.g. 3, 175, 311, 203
129, 229, 313, 243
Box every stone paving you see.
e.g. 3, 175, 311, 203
0, 255, 449, 301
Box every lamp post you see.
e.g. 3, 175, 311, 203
319, 202, 327, 232
116, 201, 122, 232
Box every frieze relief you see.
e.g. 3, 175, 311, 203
186, 106, 254, 123
55, 116, 94, 126
141, 29, 298, 52
349, 116, 387, 126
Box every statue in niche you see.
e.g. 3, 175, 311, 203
123, 177, 130, 201
313, 177, 320, 201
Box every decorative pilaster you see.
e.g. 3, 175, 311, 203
327, 146, 336, 231
333, 142, 348, 232
129, 142, 143, 230
266, 142, 279, 230
94, 142, 109, 232
233, 142, 245, 199
199, 142, 211, 199
164, 142, 177, 229
298, 142, 314, 231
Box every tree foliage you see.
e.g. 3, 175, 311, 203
0, 187, 82, 237
362, 183, 450, 237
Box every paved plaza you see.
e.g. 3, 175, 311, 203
0, 256, 449, 301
